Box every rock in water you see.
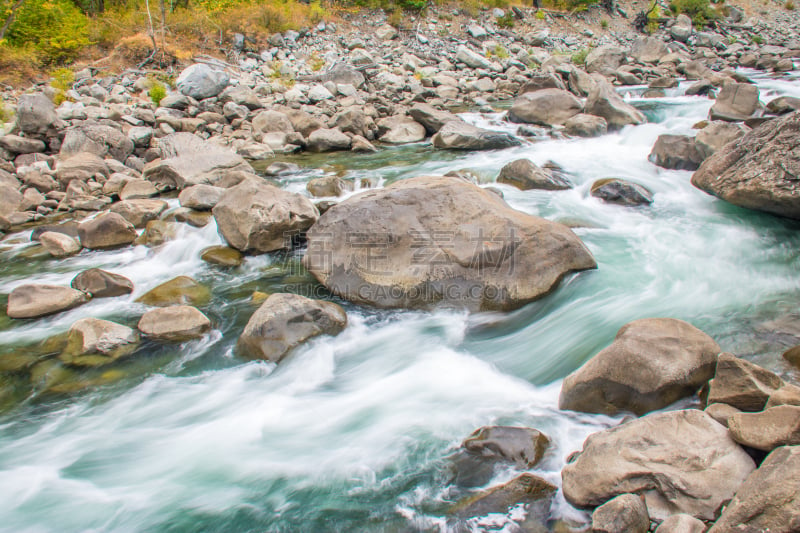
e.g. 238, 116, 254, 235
432, 121, 521, 150
706, 352, 784, 411
497, 159, 571, 190
508, 89, 583, 126
212, 179, 318, 253
136, 276, 210, 307
562, 409, 756, 521
691, 112, 800, 220
78, 212, 138, 249
708, 445, 800, 533
585, 78, 646, 130
591, 178, 653, 206
137, 305, 212, 341
176, 63, 230, 100
591, 494, 649, 533
709, 83, 760, 122
39, 231, 81, 258
61, 318, 139, 365
560, 318, 720, 415
7, 284, 89, 319
649, 134, 706, 170
236, 293, 347, 362
462, 426, 550, 468
303, 176, 596, 311
71, 269, 134, 298
450, 473, 556, 519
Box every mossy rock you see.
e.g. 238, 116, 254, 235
784, 345, 800, 369
449, 473, 557, 519
201, 245, 244, 267
136, 276, 211, 307
251, 291, 270, 304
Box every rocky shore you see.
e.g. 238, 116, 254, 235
1, 0, 800, 530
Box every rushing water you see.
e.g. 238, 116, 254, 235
1, 70, 800, 532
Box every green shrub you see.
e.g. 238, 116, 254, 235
0, 101, 13, 123
669, 0, 717, 26
751, 34, 764, 45
496, 12, 514, 28
50, 67, 74, 104
561, 0, 599, 11
5, 0, 91, 63
148, 81, 167, 106
571, 47, 591, 64
535, 9, 546, 19
600, 18, 609, 29
786, 0, 795, 9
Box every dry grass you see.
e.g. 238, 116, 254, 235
0, 46, 43, 87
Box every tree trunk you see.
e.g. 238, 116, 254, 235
0, 0, 26, 41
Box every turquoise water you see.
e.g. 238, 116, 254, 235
0, 72, 799, 532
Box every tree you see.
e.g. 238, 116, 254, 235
0, 0, 26, 40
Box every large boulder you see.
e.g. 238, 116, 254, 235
630, 36, 669, 64
508, 89, 583, 126
705, 352, 784, 411
560, 318, 720, 416
377, 116, 426, 144
137, 305, 211, 341
109, 199, 168, 228
691, 113, 800, 219
708, 445, 800, 533
77, 212, 138, 249
670, 14, 693, 42
590, 178, 653, 206
143, 133, 254, 190
7, 284, 88, 319
303, 175, 596, 311
55, 152, 109, 184
212, 179, 318, 254
585, 46, 626, 75
176, 63, 230, 100
497, 159, 571, 190
562, 409, 756, 521
709, 83, 761, 122
586, 78, 646, 130
591, 494, 649, 533
236, 293, 347, 362
455, 45, 493, 69
61, 318, 139, 365
0, 183, 23, 217
306, 128, 351, 153
728, 405, 800, 451
178, 184, 225, 211
694, 121, 748, 158
0, 134, 46, 155
408, 103, 462, 134
60, 123, 134, 163
71, 268, 133, 298
462, 426, 550, 468
564, 113, 607, 137
15, 93, 63, 139
39, 231, 81, 258
432, 121, 521, 150
648, 134, 706, 171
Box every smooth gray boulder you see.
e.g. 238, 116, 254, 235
508, 89, 583, 126
497, 159, 571, 190
15, 93, 63, 139
7, 284, 88, 319
705, 352, 784, 411
60, 123, 134, 163
176, 63, 230, 100
138, 305, 211, 341
590, 178, 653, 206
586, 78, 646, 130
77, 212, 138, 249
432, 121, 521, 150
649, 134, 705, 170
709, 83, 760, 122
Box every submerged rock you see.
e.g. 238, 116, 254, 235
136, 276, 210, 307
590, 178, 653, 206
432, 121, 521, 150
450, 473, 556, 520
7, 284, 89, 319
691, 112, 800, 220
562, 409, 755, 521
212, 179, 318, 254
560, 318, 720, 416
137, 305, 211, 341
71, 268, 134, 298
236, 293, 347, 362
303, 175, 596, 311
200, 245, 243, 267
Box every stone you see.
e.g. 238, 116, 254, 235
562, 409, 755, 521
306, 176, 353, 198
766, 96, 800, 115
144, 133, 254, 190
766, 384, 800, 409
432, 121, 521, 151
200, 245, 243, 267
236, 293, 347, 362
508, 89, 583, 126
55, 152, 109, 184
586, 78, 646, 130
655, 514, 705, 533
39, 231, 81, 258
784, 345, 800, 369
60, 318, 139, 365
450, 473, 556, 520
630, 36, 669, 64
564, 114, 607, 137
709, 83, 760, 122
728, 405, 800, 451
307, 85, 334, 103
591, 494, 649, 533
585, 46, 626, 75
178, 184, 225, 211
497, 159, 571, 191
590, 179, 653, 206
649, 134, 705, 170
685, 80, 714, 96
691, 113, 800, 220
377, 116, 426, 144
176, 63, 230, 100
109, 199, 168, 228
119, 180, 158, 200
60, 123, 134, 162
455, 46, 492, 70
137, 305, 211, 341
694, 121, 747, 158
706, 353, 784, 411
213, 179, 318, 254
560, 318, 720, 416
71, 268, 133, 298
7, 284, 88, 319
704, 402, 741, 427
0, 134, 46, 155
519, 71, 567, 94
0, 183, 23, 217
137, 220, 177, 247
303, 176, 596, 311
333, 108, 373, 138
408, 103, 462, 134
15, 93, 63, 139
708, 445, 800, 533
670, 14, 693, 42
375, 24, 397, 40
78, 212, 138, 249
306, 128, 352, 153
136, 276, 210, 307
462, 426, 550, 468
